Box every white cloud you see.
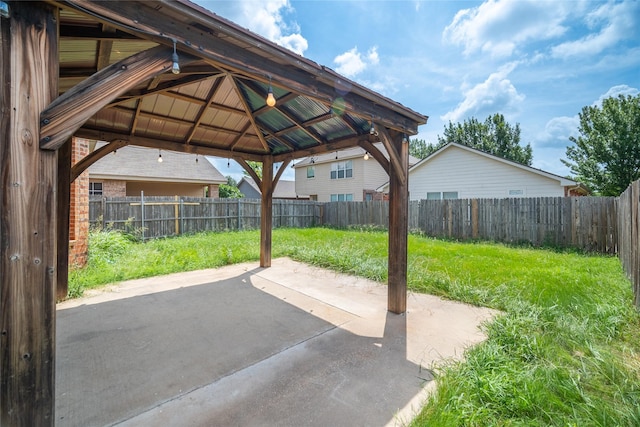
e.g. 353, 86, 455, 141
536, 84, 639, 149
593, 84, 639, 106
443, 0, 569, 57
334, 46, 379, 78
205, 0, 309, 56
551, 1, 639, 59
441, 64, 525, 122
535, 116, 580, 148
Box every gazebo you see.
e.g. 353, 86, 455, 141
0, 0, 427, 424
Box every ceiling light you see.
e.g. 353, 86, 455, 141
171, 39, 180, 75
157, 150, 163, 163
364, 152, 369, 161
266, 77, 276, 107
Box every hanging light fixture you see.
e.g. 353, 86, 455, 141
227, 158, 230, 168
364, 152, 370, 161
195, 154, 199, 164
157, 150, 163, 163
171, 39, 180, 75
335, 151, 338, 160
266, 77, 276, 107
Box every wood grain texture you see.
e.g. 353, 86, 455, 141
260, 157, 274, 267
1, 3, 58, 424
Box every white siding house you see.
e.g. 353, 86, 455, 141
294, 143, 418, 202
380, 143, 587, 200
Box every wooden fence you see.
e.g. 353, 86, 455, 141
617, 181, 640, 308
91, 195, 616, 251
323, 197, 618, 254
89, 196, 323, 239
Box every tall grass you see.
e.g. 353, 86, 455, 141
68, 228, 640, 425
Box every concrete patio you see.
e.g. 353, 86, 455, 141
56, 258, 497, 426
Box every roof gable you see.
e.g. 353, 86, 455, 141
88, 143, 226, 184
411, 143, 578, 186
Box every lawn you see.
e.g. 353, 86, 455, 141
69, 227, 640, 426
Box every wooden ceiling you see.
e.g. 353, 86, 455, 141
47, 0, 428, 162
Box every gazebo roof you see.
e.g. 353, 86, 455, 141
50, 0, 427, 162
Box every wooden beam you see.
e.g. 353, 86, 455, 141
57, 139, 72, 300
271, 134, 370, 162
236, 157, 262, 188
387, 131, 409, 314
358, 140, 390, 172
260, 156, 274, 267
73, 129, 265, 162
273, 159, 291, 188
1, 3, 58, 424
186, 77, 224, 144
71, 140, 129, 182
40, 45, 197, 150
377, 125, 406, 187
229, 76, 270, 152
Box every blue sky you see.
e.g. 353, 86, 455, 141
198, 0, 640, 182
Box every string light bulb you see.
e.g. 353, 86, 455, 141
157, 150, 163, 163
364, 152, 369, 161
266, 77, 276, 107
171, 39, 180, 75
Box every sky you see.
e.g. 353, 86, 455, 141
198, 0, 640, 182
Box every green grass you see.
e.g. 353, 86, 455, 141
69, 227, 640, 426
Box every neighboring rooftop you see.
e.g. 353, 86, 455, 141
88, 143, 226, 184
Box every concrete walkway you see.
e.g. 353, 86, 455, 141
56, 258, 497, 427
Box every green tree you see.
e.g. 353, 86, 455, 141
218, 175, 243, 198
244, 161, 263, 179
437, 113, 533, 165
562, 94, 640, 196
409, 138, 440, 159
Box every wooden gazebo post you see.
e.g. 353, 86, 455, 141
260, 156, 274, 268
383, 130, 410, 314
0, 2, 59, 425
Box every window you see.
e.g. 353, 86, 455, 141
427, 191, 458, 200
89, 182, 103, 196
306, 166, 315, 179
330, 160, 353, 180
509, 189, 524, 196
330, 193, 353, 202
443, 191, 458, 200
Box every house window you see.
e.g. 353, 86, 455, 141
509, 189, 524, 196
330, 160, 353, 180
443, 191, 458, 200
427, 191, 458, 200
330, 193, 353, 202
306, 166, 315, 179
89, 182, 103, 196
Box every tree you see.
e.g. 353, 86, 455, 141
437, 113, 533, 166
562, 94, 640, 196
244, 160, 262, 180
409, 138, 439, 159
218, 175, 244, 198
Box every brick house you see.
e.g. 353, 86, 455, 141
69, 140, 226, 266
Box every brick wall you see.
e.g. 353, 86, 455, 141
102, 180, 126, 197
69, 138, 89, 267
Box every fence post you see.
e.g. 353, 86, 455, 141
101, 196, 107, 229
140, 190, 145, 241
174, 195, 180, 235
180, 198, 184, 235
237, 198, 241, 230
